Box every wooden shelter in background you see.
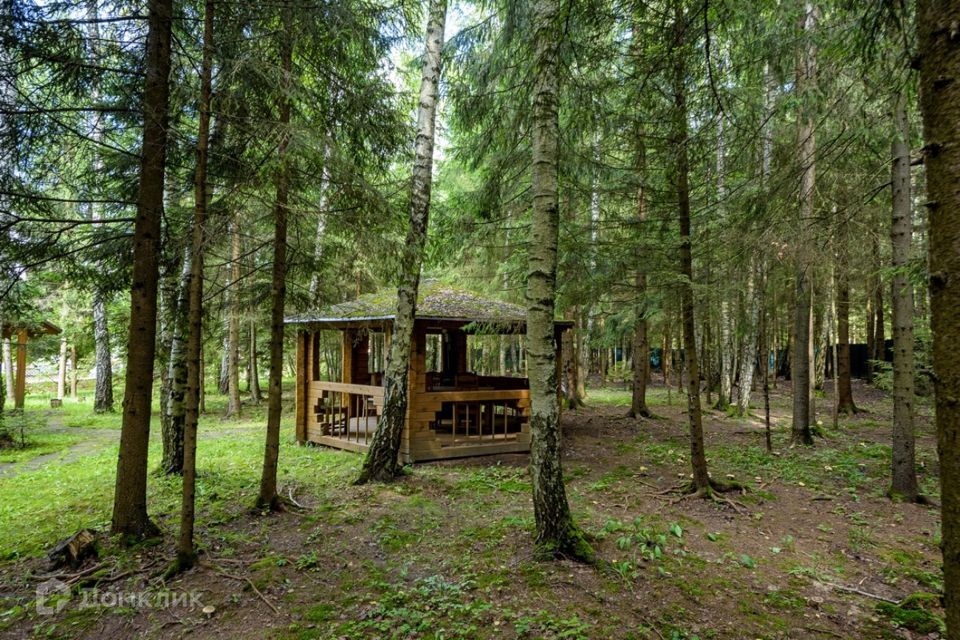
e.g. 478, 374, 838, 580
286, 282, 572, 462
1, 320, 61, 410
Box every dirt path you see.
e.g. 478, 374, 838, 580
0, 414, 260, 479
0, 415, 117, 479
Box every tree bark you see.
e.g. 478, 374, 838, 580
70, 346, 78, 399
174, 0, 213, 571
759, 262, 772, 452
92, 293, 114, 412
889, 88, 919, 501
248, 318, 262, 403
672, 3, 710, 492
86, 0, 115, 414
110, 0, 172, 538
917, 0, 960, 632
873, 244, 885, 370
57, 330, 67, 401
629, 119, 651, 418
835, 217, 856, 413
307, 136, 330, 305
791, 2, 817, 446
355, 0, 446, 484
714, 103, 734, 410
734, 263, 759, 415
865, 290, 875, 384
575, 309, 588, 401
258, 2, 295, 510
523, 0, 590, 561
225, 216, 242, 417
163, 250, 191, 475
2, 339, 13, 404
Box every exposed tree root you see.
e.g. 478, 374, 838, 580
626, 407, 658, 420
664, 480, 748, 513
252, 494, 287, 514
886, 489, 938, 508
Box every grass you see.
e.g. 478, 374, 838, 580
0, 431, 83, 464
0, 386, 360, 561
0, 379, 944, 640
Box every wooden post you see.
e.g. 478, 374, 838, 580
295, 331, 306, 444
342, 330, 354, 384
14, 330, 26, 410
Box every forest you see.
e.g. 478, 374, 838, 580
0, 0, 958, 638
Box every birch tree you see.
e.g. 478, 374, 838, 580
525, 0, 591, 560
356, 0, 447, 484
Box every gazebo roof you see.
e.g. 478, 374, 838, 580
287, 281, 571, 329
1, 320, 61, 339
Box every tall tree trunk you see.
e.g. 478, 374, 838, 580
257, 2, 295, 510
70, 346, 78, 399
355, 0, 446, 484
672, 3, 710, 493
110, 0, 172, 538
917, 0, 960, 631
2, 338, 13, 403
158, 259, 179, 457
307, 137, 330, 305
873, 243, 885, 370
576, 309, 588, 400
218, 330, 229, 395
629, 120, 652, 418
815, 297, 829, 391
734, 263, 759, 416
835, 216, 856, 413
163, 250, 191, 475
225, 216, 242, 417
57, 328, 67, 401
889, 88, 920, 501
717, 132, 733, 410
86, 0, 115, 414
523, 0, 589, 561
248, 318, 262, 403
791, 2, 818, 446
865, 290, 875, 384
759, 262, 772, 452
92, 293, 114, 412
808, 297, 817, 424
173, 0, 213, 571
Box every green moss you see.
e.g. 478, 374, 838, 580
875, 593, 944, 634
289, 280, 530, 326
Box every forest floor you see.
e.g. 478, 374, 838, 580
0, 379, 945, 640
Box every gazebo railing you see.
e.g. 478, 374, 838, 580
308, 381, 384, 444
418, 389, 530, 447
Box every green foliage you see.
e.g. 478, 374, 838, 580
875, 593, 944, 634
336, 575, 492, 640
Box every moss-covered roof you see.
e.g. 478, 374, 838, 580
287, 281, 531, 326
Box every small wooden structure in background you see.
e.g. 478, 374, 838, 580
286, 282, 571, 462
1, 320, 61, 410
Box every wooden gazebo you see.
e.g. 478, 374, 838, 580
2, 320, 62, 410
286, 282, 571, 462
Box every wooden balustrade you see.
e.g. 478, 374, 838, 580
307, 381, 384, 446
